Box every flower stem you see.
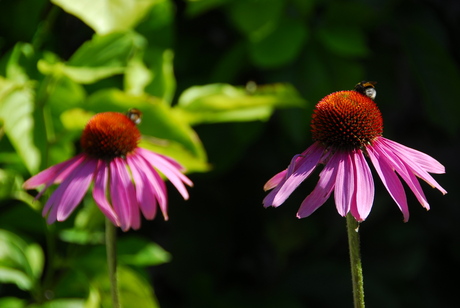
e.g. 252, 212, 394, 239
346, 214, 365, 308
105, 218, 120, 308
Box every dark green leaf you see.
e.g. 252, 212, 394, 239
317, 25, 369, 57
249, 17, 308, 68
118, 237, 171, 267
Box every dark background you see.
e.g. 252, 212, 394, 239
1, 0, 459, 307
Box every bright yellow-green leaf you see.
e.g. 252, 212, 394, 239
174, 83, 306, 125
0, 78, 40, 174
51, 0, 159, 34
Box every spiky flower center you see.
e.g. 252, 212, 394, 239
311, 91, 383, 150
81, 112, 141, 160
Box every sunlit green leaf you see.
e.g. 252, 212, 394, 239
0, 297, 26, 308
0, 78, 40, 174
117, 267, 160, 308
38, 31, 146, 84
0, 230, 44, 291
38, 61, 124, 84
24, 243, 44, 279
51, 0, 159, 34
69, 31, 146, 67
143, 48, 176, 104
0, 267, 32, 290
174, 83, 306, 125
124, 55, 153, 96
118, 236, 171, 267
28, 299, 86, 308
5, 43, 34, 83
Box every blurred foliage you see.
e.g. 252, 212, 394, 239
0, 0, 459, 307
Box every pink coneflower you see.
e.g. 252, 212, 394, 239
24, 109, 193, 231
263, 82, 446, 222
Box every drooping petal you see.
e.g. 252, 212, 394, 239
333, 151, 354, 217
367, 146, 409, 221
264, 154, 305, 191
296, 156, 338, 218
92, 160, 119, 226
136, 148, 192, 200
23, 154, 86, 189
127, 154, 159, 220
264, 142, 324, 208
24, 154, 87, 200
373, 140, 430, 209
110, 158, 140, 231
264, 170, 287, 191
43, 157, 96, 223
350, 149, 374, 222
380, 137, 445, 174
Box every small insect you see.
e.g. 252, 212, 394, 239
354, 81, 377, 100
126, 108, 143, 125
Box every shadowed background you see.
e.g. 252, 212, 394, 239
0, 0, 458, 307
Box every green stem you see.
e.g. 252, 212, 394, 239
105, 218, 120, 308
346, 214, 365, 308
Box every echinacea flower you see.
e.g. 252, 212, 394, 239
24, 110, 193, 231
263, 82, 446, 222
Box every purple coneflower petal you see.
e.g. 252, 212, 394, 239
110, 158, 140, 231
43, 157, 96, 223
127, 154, 159, 220
92, 160, 119, 226
264, 154, 306, 191
24, 154, 86, 199
333, 152, 354, 217
136, 148, 192, 200
378, 138, 447, 194
296, 157, 338, 218
373, 140, 430, 209
367, 146, 409, 221
380, 138, 445, 174
350, 149, 374, 222
264, 142, 323, 208
264, 170, 287, 191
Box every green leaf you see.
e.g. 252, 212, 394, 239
118, 237, 171, 267
185, 0, 229, 17
143, 48, 176, 104
83, 89, 209, 172
51, 0, 159, 34
0, 230, 44, 291
117, 267, 160, 308
0, 297, 26, 308
0, 267, 32, 290
28, 299, 86, 308
0, 78, 40, 174
249, 16, 308, 68
227, 0, 284, 41
317, 25, 369, 57
174, 83, 306, 125
124, 55, 153, 96
5, 43, 35, 83
38, 31, 146, 84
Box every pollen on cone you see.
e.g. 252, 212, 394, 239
81, 112, 141, 160
311, 91, 383, 150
